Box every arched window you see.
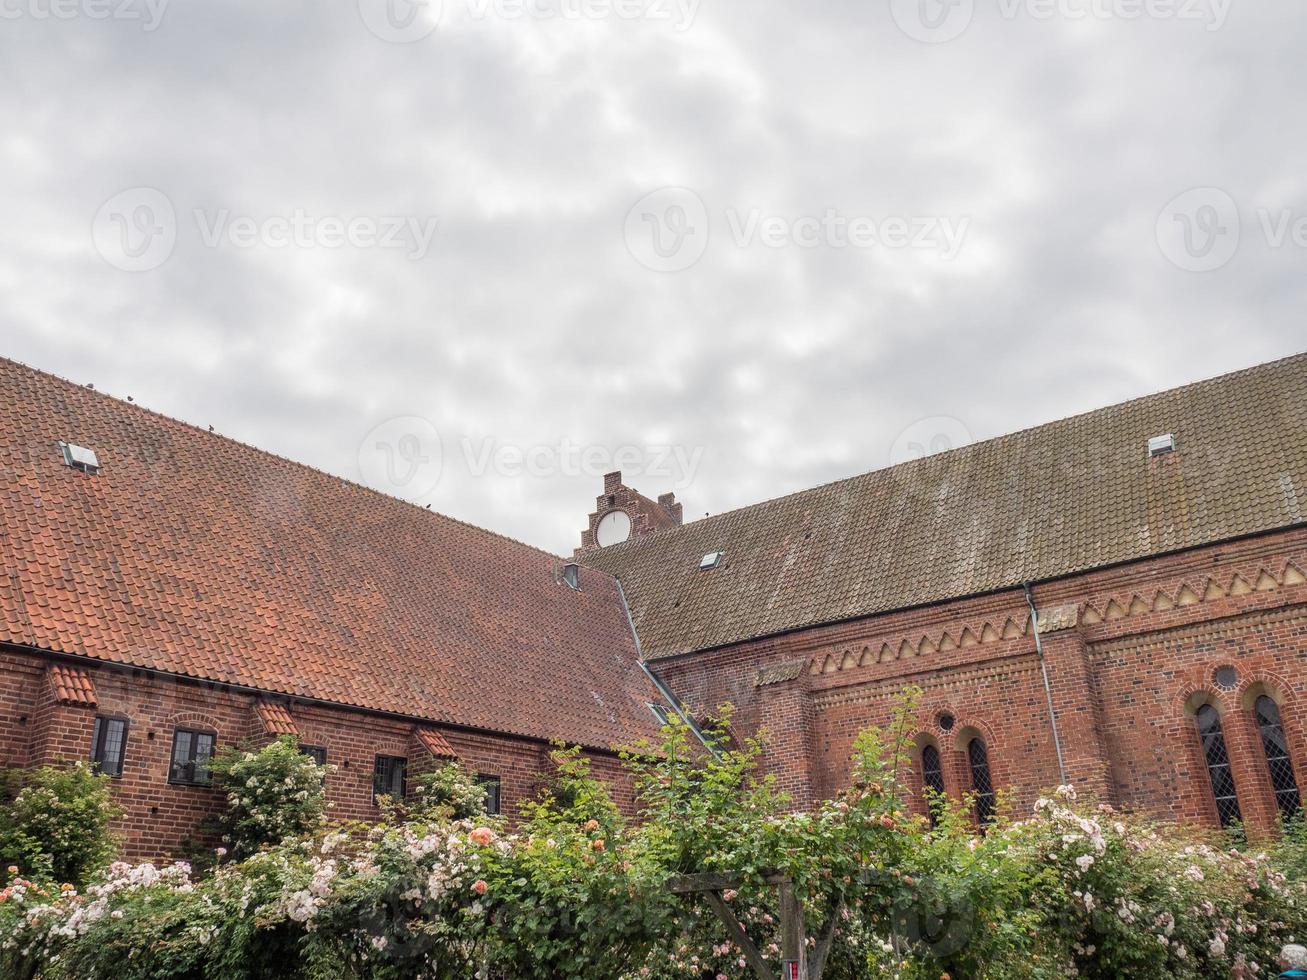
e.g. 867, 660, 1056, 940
967, 738, 996, 825
1254, 696, 1301, 821
920, 743, 946, 825
1196, 704, 1242, 827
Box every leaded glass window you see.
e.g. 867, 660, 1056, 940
90, 715, 128, 777
1254, 695, 1300, 821
1196, 704, 1242, 827
921, 743, 946, 826
169, 728, 215, 785
968, 738, 996, 825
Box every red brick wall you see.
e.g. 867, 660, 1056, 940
576, 471, 682, 553
4, 526, 1305, 862
0, 651, 44, 768
656, 526, 1307, 837
0, 649, 635, 862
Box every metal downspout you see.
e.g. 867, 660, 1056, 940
1024, 582, 1068, 786
616, 577, 721, 759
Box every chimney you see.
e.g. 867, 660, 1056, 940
657, 492, 683, 525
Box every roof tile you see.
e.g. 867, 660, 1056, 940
0, 358, 658, 751
255, 700, 299, 736
583, 353, 1307, 657
48, 664, 97, 706
414, 726, 458, 758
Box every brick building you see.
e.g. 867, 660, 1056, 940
579, 352, 1307, 838
2, 352, 1306, 857
0, 357, 658, 858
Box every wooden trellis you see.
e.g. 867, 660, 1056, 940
666, 872, 843, 980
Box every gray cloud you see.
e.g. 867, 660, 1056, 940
1, 0, 1303, 554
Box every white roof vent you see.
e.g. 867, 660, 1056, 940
700, 551, 725, 570
1147, 434, 1176, 458
59, 441, 100, 474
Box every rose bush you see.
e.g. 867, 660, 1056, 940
878, 785, 1306, 979
405, 761, 492, 823
2, 705, 1305, 980
208, 735, 332, 858
0, 763, 120, 890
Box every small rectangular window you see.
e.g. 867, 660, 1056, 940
300, 745, 327, 766
373, 755, 406, 802
169, 728, 216, 785
477, 774, 502, 816
90, 715, 128, 777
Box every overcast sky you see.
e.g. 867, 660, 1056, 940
2, 0, 1304, 554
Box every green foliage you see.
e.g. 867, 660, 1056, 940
522, 745, 622, 831
2, 703, 1305, 980
881, 786, 1305, 980
0, 762, 121, 888
482, 804, 671, 977
407, 762, 490, 823
208, 736, 331, 858
1273, 813, 1307, 883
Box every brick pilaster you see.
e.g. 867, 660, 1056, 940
1038, 624, 1113, 801
756, 676, 816, 810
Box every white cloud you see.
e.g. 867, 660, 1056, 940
0, 0, 1303, 554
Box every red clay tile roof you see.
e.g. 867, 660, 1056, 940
255, 701, 299, 736
414, 727, 458, 759
0, 358, 658, 751
48, 664, 97, 706
582, 353, 1307, 659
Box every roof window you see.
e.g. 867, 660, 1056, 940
700, 551, 725, 570
1147, 433, 1176, 458
59, 441, 100, 474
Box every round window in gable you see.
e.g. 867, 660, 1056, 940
1214, 666, 1238, 690
937, 713, 956, 733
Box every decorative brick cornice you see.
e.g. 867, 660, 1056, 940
813, 657, 1041, 710
809, 613, 1031, 678
1080, 560, 1305, 626
1091, 603, 1307, 658
807, 557, 1307, 680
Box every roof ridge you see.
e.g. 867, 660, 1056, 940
591, 348, 1307, 557
0, 355, 568, 563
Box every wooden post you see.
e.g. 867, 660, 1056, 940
668, 871, 842, 980
779, 880, 807, 980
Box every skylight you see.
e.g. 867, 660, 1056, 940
1147, 434, 1176, 458
700, 551, 725, 570
59, 441, 100, 475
